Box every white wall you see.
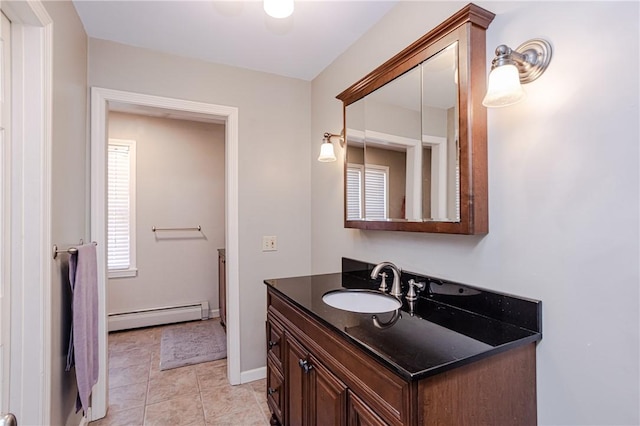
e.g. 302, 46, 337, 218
43, 1, 88, 424
311, 2, 639, 425
107, 112, 224, 316
88, 39, 312, 372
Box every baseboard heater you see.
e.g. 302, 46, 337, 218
108, 301, 210, 332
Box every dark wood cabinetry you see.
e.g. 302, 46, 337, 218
270, 314, 349, 426
348, 391, 387, 426
217, 249, 226, 327
266, 287, 537, 426
309, 356, 348, 426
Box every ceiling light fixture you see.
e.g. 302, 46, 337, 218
264, 0, 294, 19
318, 132, 344, 162
482, 38, 552, 108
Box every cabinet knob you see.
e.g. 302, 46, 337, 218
267, 387, 277, 396
268, 340, 278, 349
298, 359, 314, 373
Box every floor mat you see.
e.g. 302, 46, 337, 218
159, 319, 226, 371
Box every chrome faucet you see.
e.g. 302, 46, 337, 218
370, 261, 402, 298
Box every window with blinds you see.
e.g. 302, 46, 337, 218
346, 166, 362, 220
346, 164, 388, 220
364, 166, 388, 219
108, 139, 137, 278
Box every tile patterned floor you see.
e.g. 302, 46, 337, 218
90, 320, 270, 426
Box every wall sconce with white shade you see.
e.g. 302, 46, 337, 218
318, 132, 344, 162
482, 38, 552, 108
264, 0, 294, 18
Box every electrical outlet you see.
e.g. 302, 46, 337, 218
262, 235, 277, 252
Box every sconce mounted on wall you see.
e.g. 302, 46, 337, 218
482, 38, 552, 108
318, 131, 344, 162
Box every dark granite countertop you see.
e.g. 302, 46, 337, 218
265, 260, 541, 381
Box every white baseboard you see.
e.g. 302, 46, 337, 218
241, 366, 267, 383
108, 301, 210, 331
210, 308, 220, 318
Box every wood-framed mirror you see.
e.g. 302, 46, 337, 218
337, 3, 494, 234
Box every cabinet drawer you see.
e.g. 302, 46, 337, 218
267, 314, 284, 368
267, 357, 284, 424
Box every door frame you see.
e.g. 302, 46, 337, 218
0, 1, 52, 424
90, 87, 241, 420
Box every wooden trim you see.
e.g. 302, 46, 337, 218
337, 3, 495, 105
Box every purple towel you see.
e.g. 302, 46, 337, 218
68, 244, 99, 414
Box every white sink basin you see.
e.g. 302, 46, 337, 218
322, 289, 401, 313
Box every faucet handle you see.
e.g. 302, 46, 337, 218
378, 272, 389, 292
406, 279, 426, 302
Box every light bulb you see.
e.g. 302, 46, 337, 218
264, 0, 294, 19
482, 64, 525, 108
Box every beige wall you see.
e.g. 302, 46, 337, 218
311, 1, 639, 425
42, 1, 88, 425
88, 39, 312, 373
107, 112, 225, 316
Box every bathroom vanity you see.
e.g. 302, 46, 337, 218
264, 259, 541, 425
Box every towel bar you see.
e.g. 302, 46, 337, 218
52, 241, 97, 259
151, 225, 202, 232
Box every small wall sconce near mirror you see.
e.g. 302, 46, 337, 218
264, 0, 294, 19
318, 131, 344, 162
482, 38, 552, 108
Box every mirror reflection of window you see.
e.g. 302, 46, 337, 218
346, 165, 362, 220
364, 165, 388, 220
346, 164, 389, 220
345, 41, 461, 224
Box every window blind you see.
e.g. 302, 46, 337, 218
107, 144, 132, 271
346, 166, 362, 220
364, 167, 387, 219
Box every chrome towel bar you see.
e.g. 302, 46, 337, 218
152, 225, 202, 232
52, 240, 97, 259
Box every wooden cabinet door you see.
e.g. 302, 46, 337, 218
348, 391, 387, 426
309, 354, 347, 426
285, 334, 308, 426
285, 331, 348, 426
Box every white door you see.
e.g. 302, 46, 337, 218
0, 9, 13, 423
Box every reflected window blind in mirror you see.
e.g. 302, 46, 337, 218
346, 164, 388, 220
